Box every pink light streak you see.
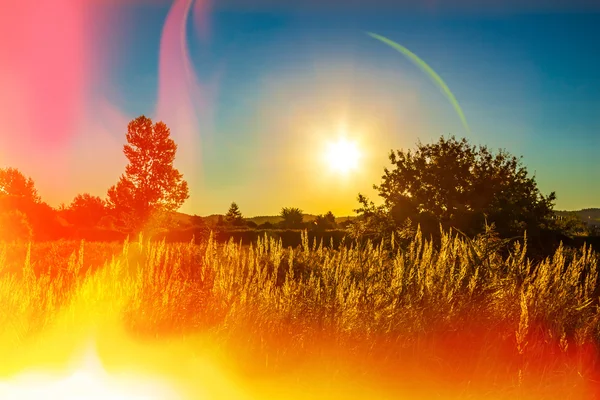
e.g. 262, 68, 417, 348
0, 1, 90, 150
155, 0, 214, 190
0, 0, 215, 207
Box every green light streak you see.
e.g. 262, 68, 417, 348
367, 32, 471, 135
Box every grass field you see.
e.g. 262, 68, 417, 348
1, 229, 599, 399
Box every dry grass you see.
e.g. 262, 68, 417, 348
0, 228, 599, 398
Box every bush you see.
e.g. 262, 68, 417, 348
0, 210, 33, 241
361, 136, 557, 243
258, 221, 274, 229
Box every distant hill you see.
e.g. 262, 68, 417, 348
177, 209, 599, 228
246, 215, 284, 225
556, 209, 600, 226
578, 209, 600, 225
173, 212, 358, 226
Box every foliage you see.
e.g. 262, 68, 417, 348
338, 219, 353, 229
225, 202, 244, 226
0, 168, 64, 240
0, 210, 32, 241
26, 201, 65, 241
66, 193, 106, 228
362, 136, 556, 241
106, 116, 189, 234
0, 168, 41, 218
258, 221, 274, 229
280, 207, 304, 229
0, 167, 40, 206
313, 211, 337, 231
554, 212, 592, 237
350, 194, 397, 239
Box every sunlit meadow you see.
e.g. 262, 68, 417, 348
0, 228, 598, 399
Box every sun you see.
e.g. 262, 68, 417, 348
325, 138, 362, 174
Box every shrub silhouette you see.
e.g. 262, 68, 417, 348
0, 167, 64, 240
258, 221, 274, 229
313, 211, 337, 231
67, 193, 106, 228
280, 207, 303, 229
0, 210, 32, 241
0, 167, 41, 211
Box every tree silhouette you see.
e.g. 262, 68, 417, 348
225, 202, 244, 226
314, 211, 337, 231
0, 167, 40, 209
360, 135, 556, 239
0, 168, 63, 240
280, 207, 304, 229
106, 116, 189, 233
67, 193, 106, 228
324, 211, 336, 226
0, 210, 32, 241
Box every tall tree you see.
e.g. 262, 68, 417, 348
225, 202, 244, 226
106, 116, 189, 232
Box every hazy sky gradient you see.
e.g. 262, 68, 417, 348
1, 1, 598, 216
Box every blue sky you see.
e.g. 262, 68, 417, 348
6, 1, 597, 215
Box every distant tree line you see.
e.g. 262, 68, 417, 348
0, 117, 597, 256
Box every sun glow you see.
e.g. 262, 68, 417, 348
325, 137, 362, 174
0, 344, 182, 400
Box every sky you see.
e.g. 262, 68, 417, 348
0, 0, 598, 217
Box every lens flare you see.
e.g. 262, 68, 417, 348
193, 0, 212, 41
0, 343, 182, 400
0, 1, 90, 149
367, 32, 471, 135
155, 0, 209, 190
0, 0, 97, 205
